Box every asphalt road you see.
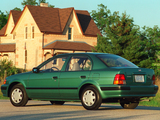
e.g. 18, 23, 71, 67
0, 100, 160, 120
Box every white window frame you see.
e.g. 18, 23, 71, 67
12, 32, 16, 40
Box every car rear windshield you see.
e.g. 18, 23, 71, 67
97, 54, 138, 68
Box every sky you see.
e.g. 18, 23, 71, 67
1, 0, 160, 28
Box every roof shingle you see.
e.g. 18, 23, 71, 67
0, 25, 7, 36
11, 10, 22, 24
26, 5, 100, 36
27, 5, 62, 33
0, 43, 16, 52
44, 40, 95, 52
1, 5, 101, 37
0, 10, 21, 36
75, 10, 101, 36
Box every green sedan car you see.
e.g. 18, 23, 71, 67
1, 53, 158, 110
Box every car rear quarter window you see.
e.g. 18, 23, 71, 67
97, 54, 138, 68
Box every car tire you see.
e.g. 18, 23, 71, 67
50, 101, 65, 105
9, 84, 28, 107
81, 85, 102, 110
120, 102, 139, 109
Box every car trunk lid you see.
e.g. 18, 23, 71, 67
113, 67, 154, 86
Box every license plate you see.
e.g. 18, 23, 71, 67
135, 75, 144, 82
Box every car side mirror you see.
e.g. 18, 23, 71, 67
32, 67, 39, 73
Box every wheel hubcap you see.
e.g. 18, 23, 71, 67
83, 90, 96, 106
11, 88, 23, 103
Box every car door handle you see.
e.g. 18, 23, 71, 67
80, 76, 86, 79
53, 76, 58, 79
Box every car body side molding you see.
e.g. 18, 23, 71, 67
101, 86, 130, 91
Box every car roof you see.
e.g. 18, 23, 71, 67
58, 52, 110, 56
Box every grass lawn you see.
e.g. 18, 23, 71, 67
139, 92, 160, 107
0, 90, 8, 99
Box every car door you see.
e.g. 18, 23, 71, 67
26, 56, 68, 99
59, 55, 92, 99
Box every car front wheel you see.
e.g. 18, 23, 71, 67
81, 85, 102, 110
9, 84, 28, 107
120, 102, 139, 109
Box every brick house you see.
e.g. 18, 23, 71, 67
0, 3, 101, 70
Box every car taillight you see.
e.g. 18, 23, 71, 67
152, 75, 155, 85
114, 74, 126, 85
3, 79, 6, 84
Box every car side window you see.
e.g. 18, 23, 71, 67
40, 57, 67, 72
66, 56, 92, 71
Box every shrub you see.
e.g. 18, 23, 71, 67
0, 59, 27, 83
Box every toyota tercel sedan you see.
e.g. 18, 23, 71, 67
1, 53, 158, 110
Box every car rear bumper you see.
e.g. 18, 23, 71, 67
100, 85, 158, 99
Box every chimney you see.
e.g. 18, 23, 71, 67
40, 3, 48, 7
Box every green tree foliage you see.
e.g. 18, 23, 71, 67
139, 26, 160, 75
0, 59, 27, 81
22, 0, 54, 8
48, 4, 55, 8
0, 11, 7, 29
0, 59, 18, 78
21, 0, 38, 7
13, 7, 22, 11
38, 0, 55, 8
91, 4, 160, 72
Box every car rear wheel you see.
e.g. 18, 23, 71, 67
50, 101, 65, 105
120, 102, 139, 109
9, 84, 28, 107
81, 85, 102, 110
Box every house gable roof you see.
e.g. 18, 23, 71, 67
11, 5, 101, 36
75, 10, 101, 36
11, 10, 22, 24
43, 40, 95, 52
59, 8, 73, 32
0, 10, 21, 36
0, 25, 7, 36
27, 5, 62, 34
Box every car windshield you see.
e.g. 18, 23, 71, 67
97, 54, 138, 68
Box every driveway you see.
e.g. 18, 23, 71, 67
0, 100, 160, 120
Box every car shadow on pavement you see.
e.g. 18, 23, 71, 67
99, 104, 160, 111
25, 101, 160, 111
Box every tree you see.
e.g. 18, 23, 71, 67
21, 0, 38, 7
91, 4, 111, 36
38, 0, 55, 8
21, 0, 54, 8
48, 4, 55, 8
13, 7, 22, 11
0, 11, 7, 30
139, 26, 160, 74
91, 4, 160, 71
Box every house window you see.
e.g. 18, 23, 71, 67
31, 26, 34, 39
3, 54, 8, 60
68, 27, 72, 40
13, 32, 16, 40
25, 50, 27, 63
25, 27, 28, 39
